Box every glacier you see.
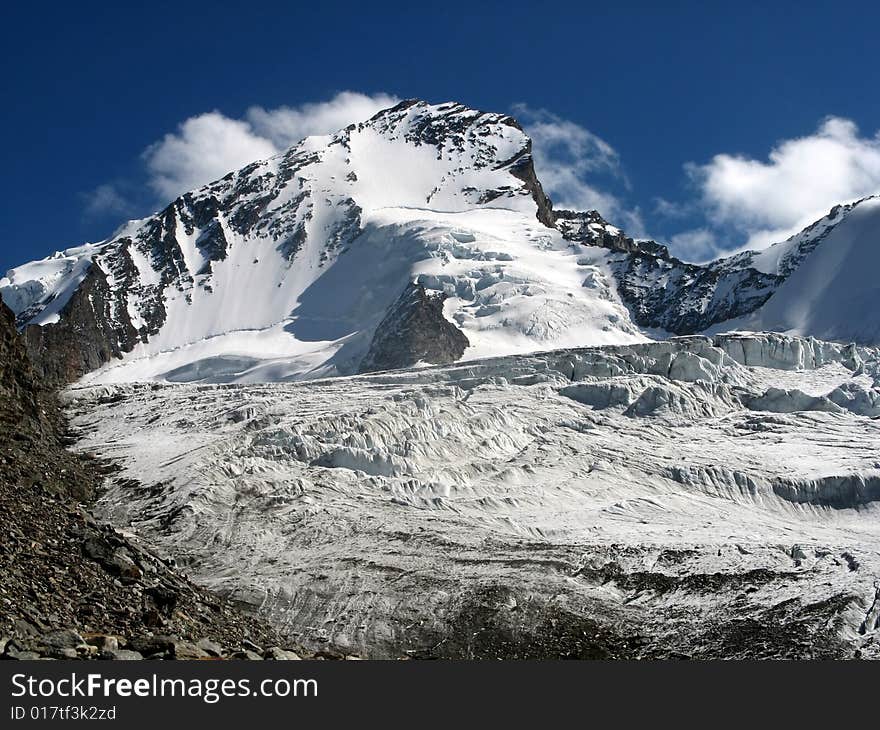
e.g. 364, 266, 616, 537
63, 332, 880, 658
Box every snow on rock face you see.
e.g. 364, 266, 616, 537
712, 197, 880, 345
608, 196, 880, 341
0, 100, 642, 384
3, 96, 879, 385
64, 333, 880, 658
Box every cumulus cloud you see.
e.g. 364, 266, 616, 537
144, 113, 277, 199
142, 92, 400, 200
82, 183, 135, 219
667, 228, 718, 263
688, 116, 880, 251
512, 104, 645, 236
246, 91, 400, 149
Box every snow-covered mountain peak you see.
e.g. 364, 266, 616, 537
711, 195, 880, 343
719, 194, 877, 278
0, 99, 612, 384
2, 98, 879, 386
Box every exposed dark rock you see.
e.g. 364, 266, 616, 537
553, 209, 645, 253
0, 293, 333, 661
359, 282, 470, 373
504, 135, 554, 228
21, 263, 139, 386
40, 629, 84, 649
610, 248, 781, 334
100, 648, 143, 660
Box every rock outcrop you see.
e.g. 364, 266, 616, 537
21, 264, 139, 387
359, 282, 470, 373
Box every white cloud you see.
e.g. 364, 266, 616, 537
512, 104, 645, 235
246, 92, 400, 149
82, 183, 134, 218
688, 116, 880, 250
667, 228, 718, 263
142, 92, 400, 200
653, 196, 693, 220
144, 113, 277, 200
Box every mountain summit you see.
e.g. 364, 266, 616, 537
2, 100, 879, 384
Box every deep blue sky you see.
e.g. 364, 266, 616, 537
2, 0, 879, 274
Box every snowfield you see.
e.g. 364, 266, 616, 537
64, 332, 880, 658
72, 208, 645, 384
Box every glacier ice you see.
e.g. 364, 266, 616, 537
63, 333, 880, 658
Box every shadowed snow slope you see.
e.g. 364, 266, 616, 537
64, 333, 880, 658
713, 197, 880, 344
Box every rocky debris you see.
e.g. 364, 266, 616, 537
265, 646, 302, 660
0, 630, 331, 660
102, 649, 143, 660
359, 282, 469, 373
0, 294, 349, 661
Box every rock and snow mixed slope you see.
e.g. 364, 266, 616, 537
609, 195, 880, 340
64, 333, 880, 658
709, 197, 880, 344
0, 100, 642, 385
3, 97, 879, 387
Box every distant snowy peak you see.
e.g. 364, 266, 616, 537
721, 197, 870, 278
610, 196, 880, 338
713, 195, 880, 344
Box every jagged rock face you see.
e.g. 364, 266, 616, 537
0, 294, 42, 432
554, 209, 642, 253
0, 293, 98, 499
609, 249, 782, 334
359, 283, 469, 373
21, 264, 139, 386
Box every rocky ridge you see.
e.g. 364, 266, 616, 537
359, 282, 469, 372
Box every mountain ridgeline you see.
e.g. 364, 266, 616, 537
2, 99, 879, 385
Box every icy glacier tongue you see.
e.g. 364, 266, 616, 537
64, 333, 880, 659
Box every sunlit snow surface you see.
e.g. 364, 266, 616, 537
65, 333, 880, 658
73, 208, 644, 384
